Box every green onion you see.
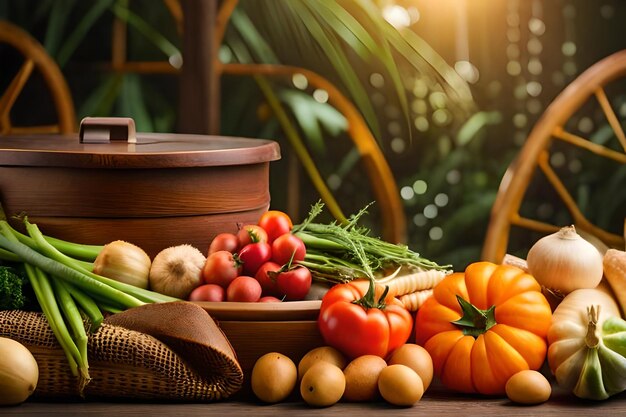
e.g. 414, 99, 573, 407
0, 217, 180, 393
22, 220, 176, 304
0, 235, 145, 309
25, 264, 80, 378
293, 201, 450, 283
58, 280, 104, 333
50, 277, 90, 382
7, 219, 102, 261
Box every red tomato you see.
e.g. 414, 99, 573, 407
271, 233, 306, 266
202, 250, 242, 288
226, 276, 262, 302
188, 284, 225, 302
276, 265, 312, 301
318, 279, 413, 359
238, 242, 272, 276
257, 210, 293, 243
255, 261, 281, 296
259, 296, 282, 303
237, 224, 268, 247
208, 232, 239, 255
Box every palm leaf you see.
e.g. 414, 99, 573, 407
280, 89, 348, 154
287, 1, 381, 138
56, 0, 113, 67
119, 74, 152, 131
44, 0, 77, 56
110, 1, 180, 59
398, 28, 474, 112
230, 7, 279, 64
77, 74, 123, 118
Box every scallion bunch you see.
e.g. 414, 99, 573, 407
0, 218, 177, 390
292, 202, 450, 284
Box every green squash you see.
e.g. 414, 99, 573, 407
547, 288, 626, 400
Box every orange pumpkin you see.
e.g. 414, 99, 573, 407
415, 262, 552, 395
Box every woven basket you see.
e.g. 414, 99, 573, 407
0, 304, 244, 401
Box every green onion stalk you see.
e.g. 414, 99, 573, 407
292, 201, 450, 284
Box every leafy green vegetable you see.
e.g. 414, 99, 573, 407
0, 265, 27, 310
293, 201, 450, 283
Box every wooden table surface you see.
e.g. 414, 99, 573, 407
5, 383, 625, 416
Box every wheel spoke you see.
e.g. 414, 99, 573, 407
595, 87, 626, 152
553, 126, 626, 164
537, 150, 624, 248
0, 59, 35, 120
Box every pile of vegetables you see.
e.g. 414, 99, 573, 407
0, 218, 177, 388
191, 210, 313, 303
250, 342, 433, 407
189, 203, 449, 306
3, 197, 626, 409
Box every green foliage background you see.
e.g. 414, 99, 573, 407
1, 0, 625, 271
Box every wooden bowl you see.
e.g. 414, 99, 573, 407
194, 300, 324, 379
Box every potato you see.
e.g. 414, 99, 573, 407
298, 346, 347, 380
378, 364, 424, 406
251, 352, 297, 403
505, 370, 551, 405
342, 355, 387, 402
300, 361, 345, 407
387, 343, 433, 390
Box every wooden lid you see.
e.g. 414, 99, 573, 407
0, 133, 281, 169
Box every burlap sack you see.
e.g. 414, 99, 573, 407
0, 302, 243, 401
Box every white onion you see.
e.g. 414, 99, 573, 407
526, 225, 604, 295
0, 337, 39, 405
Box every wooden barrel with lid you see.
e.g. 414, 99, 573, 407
0, 117, 281, 257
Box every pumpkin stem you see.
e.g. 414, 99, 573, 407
451, 295, 497, 338
585, 305, 600, 348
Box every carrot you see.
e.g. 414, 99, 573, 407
603, 249, 626, 317
378, 268, 447, 297
398, 289, 433, 312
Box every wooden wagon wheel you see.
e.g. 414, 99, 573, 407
0, 20, 76, 135
482, 50, 626, 263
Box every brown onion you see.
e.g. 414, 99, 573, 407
0, 337, 39, 405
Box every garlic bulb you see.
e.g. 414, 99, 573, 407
149, 244, 206, 299
527, 225, 604, 295
93, 240, 151, 289
0, 337, 39, 405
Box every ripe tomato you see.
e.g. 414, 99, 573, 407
202, 250, 242, 288
255, 261, 281, 296
238, 242, 272, 276
258, 210, 293, 243
318, 279, 413, 359
208, 232, 239, 255
237, 224, 268, 247
188, 284, 225, 302
227, 276, 262, 302
276, 265, 312, 301
271, 233, 306, 266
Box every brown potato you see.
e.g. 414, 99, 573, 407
378, 364, 424, 407
251, 352, 297, 403
300, 361, 346, 407
343, 355, 387, 402
298, 346, 347, 380
387, 343, 433, 390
